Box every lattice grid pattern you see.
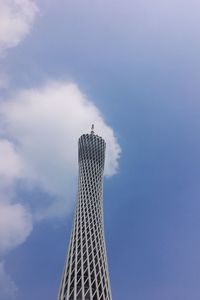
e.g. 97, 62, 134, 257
58, 133, 112, 300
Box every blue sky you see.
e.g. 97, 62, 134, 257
0, 1, 200, 299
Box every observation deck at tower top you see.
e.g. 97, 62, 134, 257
78, 125, 106, 166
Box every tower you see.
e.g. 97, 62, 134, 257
57, 126, 112, 300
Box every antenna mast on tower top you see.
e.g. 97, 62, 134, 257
91, 124, 95, 134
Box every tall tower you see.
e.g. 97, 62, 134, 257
58, 126, 112, 300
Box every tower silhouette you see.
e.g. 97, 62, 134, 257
57, 126, 112, 300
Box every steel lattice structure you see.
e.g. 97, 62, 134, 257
57, 127, 112, 300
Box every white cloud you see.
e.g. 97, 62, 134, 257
0, 139, 32, 299
0, 80, 120, 258
0, 201, 33, 254
0, 261, 17, 299
0, 0, 38, 52
0, 140, 23, 182
0, 81, 121, 219
0, 138, 31, 257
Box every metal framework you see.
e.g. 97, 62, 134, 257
57, 128, 112, 300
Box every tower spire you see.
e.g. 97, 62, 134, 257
91, 124, 95, 134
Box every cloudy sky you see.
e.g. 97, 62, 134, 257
0, 0, 200, 299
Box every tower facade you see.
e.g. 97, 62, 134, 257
58, 127, 112, 300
